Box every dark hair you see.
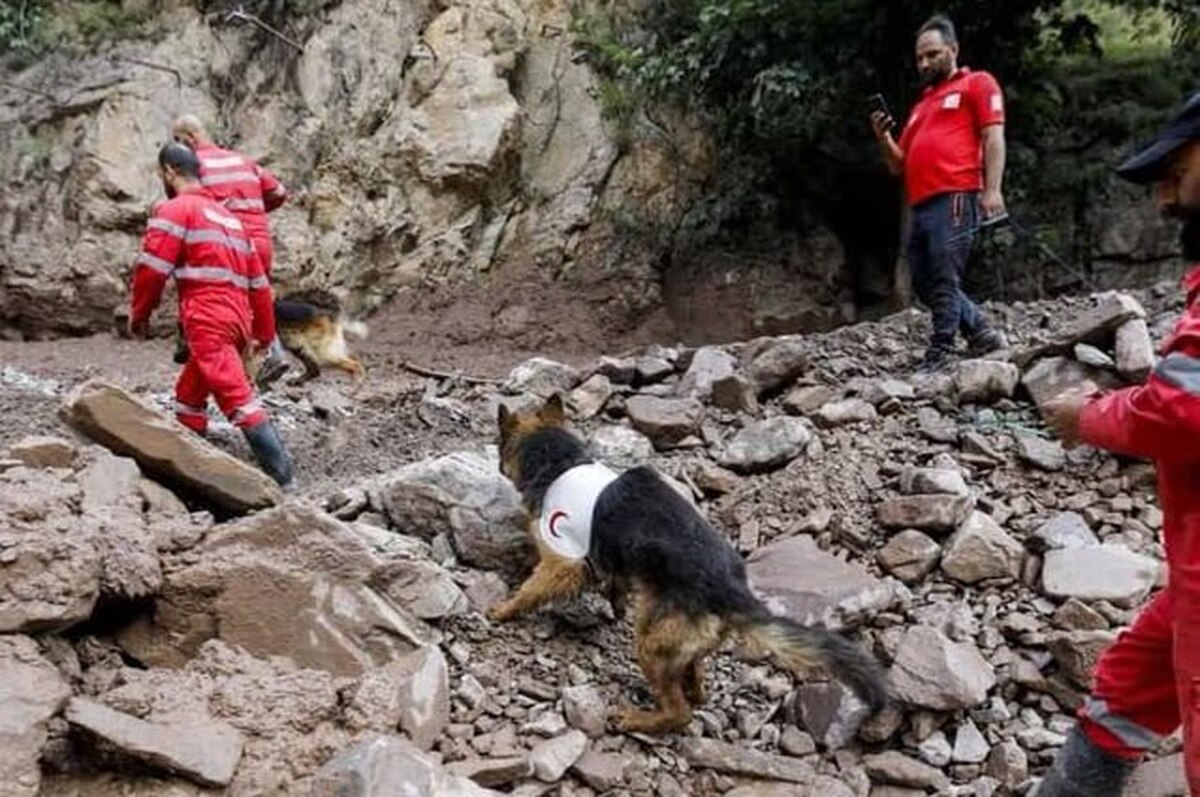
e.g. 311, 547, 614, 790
918, 14, 957, 45
157, 142, 201, 178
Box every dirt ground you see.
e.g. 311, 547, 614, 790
0, 309, 607, 501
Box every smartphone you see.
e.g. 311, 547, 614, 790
867, 93, 894, 129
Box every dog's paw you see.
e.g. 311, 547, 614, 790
614, 708, 666, 735
486, 601, 516, 623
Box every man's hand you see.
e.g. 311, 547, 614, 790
981, 188, 1006, 219
1042, 387, 1089, 448
127, 317, 150, 339
870, 111, 895, 142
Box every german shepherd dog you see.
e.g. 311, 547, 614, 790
488, 395, 888, 735
244, 290, 368, 391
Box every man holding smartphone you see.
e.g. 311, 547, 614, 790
870, 14, 1007, 372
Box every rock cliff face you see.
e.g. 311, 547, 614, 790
0, 0, 713, 345
0, 1, 1187, 348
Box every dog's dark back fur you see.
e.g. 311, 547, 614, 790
273, 299, 325, 325
512, 427, 761, 620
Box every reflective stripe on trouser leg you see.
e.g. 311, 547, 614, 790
229, 399, 267, 429
186, 327, 266, 429
1078, 590, 1179, 759
1080, 697, 1164, 751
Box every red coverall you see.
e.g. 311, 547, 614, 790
192, 141, 287, 274
129, 186, 276, 434
1076, 265, 1200, 792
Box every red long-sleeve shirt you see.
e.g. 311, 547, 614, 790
130, 185, 275, 346
1079, 266, 1200, 602
193, 141, 287, 240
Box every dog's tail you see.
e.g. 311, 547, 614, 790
733, 612, 888, 714
341, 319, 369, 340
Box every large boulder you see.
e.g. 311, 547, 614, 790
120, 505, 431, 676
0, 635, 72, 797
747, 536, 903, 631
676, 347, 737, 399
66, 698, 244, 788
312, 734, 502, 797
62, 380, 280, 515
375, 451, 529, 577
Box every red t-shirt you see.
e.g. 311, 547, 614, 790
898, 67, 1005, 207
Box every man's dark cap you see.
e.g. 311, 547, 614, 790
1117, 91, 1200, 183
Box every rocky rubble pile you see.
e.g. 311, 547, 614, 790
0, 285, 1189, 795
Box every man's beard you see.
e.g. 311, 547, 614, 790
1181, 215, 1200, 261
918, 66, 948, 87
162, 179, 177, 199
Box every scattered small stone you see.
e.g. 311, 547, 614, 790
877, 494, 972, 534
916, 407, 958, 443
985, 740, 1028, 788
954, 360, 1019, 404
718, 417, 813, 473
815, 398, 878, 428
952, 720, 990, 764
917, 731, 952, 767
1015, 434, 1066, 471
711, 374, 759, 414
941, 512, 1024, 584
889, 627, 996, 711
561, 685, 607, 738
529, 730, 588, 782
877, 530, 942, 583
863, 751, 951, 791
1032, 512, 1100, 551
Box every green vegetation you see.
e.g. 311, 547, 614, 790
570, 0, 1200, 303
1, 0, 157, 56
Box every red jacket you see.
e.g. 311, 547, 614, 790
193, 141, 286, 240
1079, 266, 1200, 603
130, 186, 275, 345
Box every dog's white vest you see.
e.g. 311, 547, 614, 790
537, 462, 618, 560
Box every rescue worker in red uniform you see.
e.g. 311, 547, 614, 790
1039, 91, 1200, 796
170, 114, 289, 388
128, 142, 293, 487
870, 14, 1007, 372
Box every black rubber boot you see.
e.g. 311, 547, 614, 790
242, 420, 294, 488
1034, 726, 1137, 797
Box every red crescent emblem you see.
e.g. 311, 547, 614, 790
548, 510, 568, 538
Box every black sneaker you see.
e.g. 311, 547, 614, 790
967, 328, 1007, 357
255, 354, 291, 391
917, 346, 952, 374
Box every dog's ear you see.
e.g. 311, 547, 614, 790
540, 393, 567, 425
498, 403, 516, 432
